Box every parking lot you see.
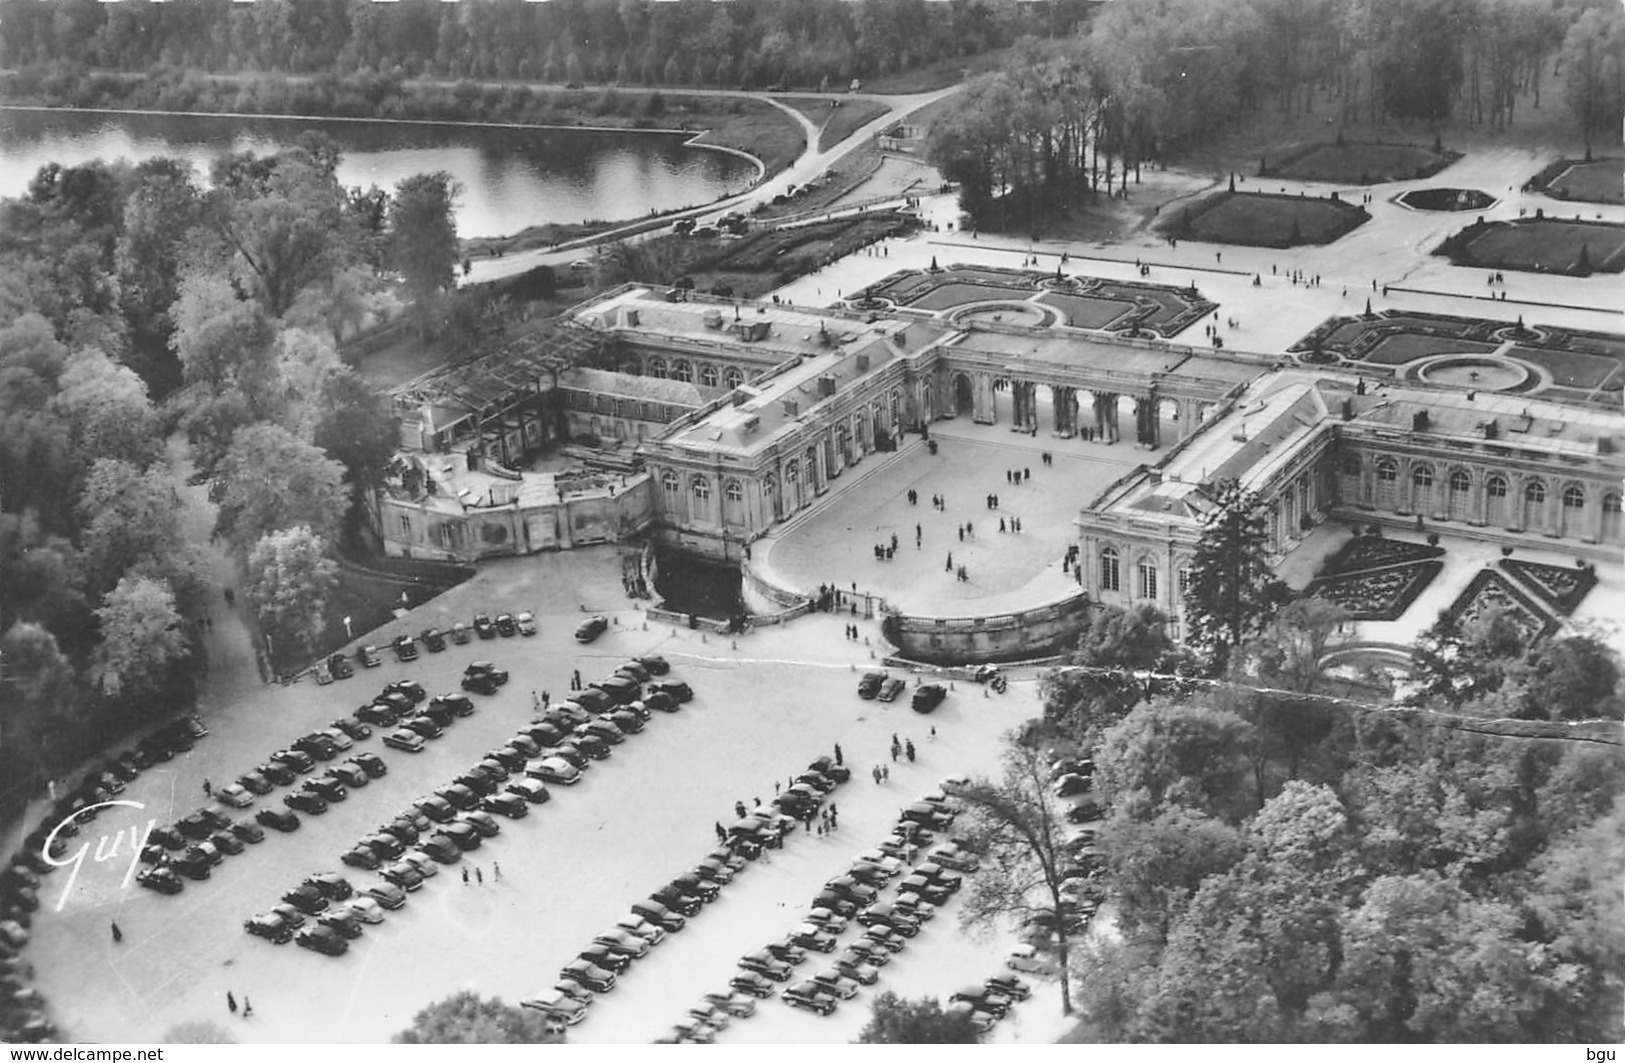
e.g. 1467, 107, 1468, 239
25, 551, 1075, 1043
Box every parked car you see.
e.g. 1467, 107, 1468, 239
363, 882, 407, 909
911, 683, 948, 713
136, 868, 184, 895
229, 821, 265, 845
404, 716, 443, 739
416, 837, 461, 865
413, 796, 457, 823
926, 844, 980, 873
648, 680, 694, 703
434, 784, 480, 811
877, 677, 908, 702
558, 959, 616, 993
729, 971, 776, 999
459, 811, 502, 838
420, 628, 447, 653
574, 615, 609, 643
783, 981, 837, 1015
356, 645, 382, 668
472, 614, 497, 639
515, 611, 537, 636
303, 777, 348, 803
636, 653, 672, 675
462, 671, 502, 695
808, 969, 861, 1000
209, 831, 245, 856
379, 861, 425, 891
738, 951, 793, 982
528, 757, 582, 785
243, 912, 294, 943
449, 622, 471, 645
341, 846, 382, 871
255, 808, 300, 832
522, 991, 589, 1026
328, 764, 369, 790
479, 792, 529, 819
1005, 943, 1052, 973
392, 635, 418, 662
701, 991, 757, 1018
317, 908, 365, 940
944, 1000, 996, 1034
214, 783, 254, 809
327, 654, 354, 680
280, 885, 328, 915
295, 925, 348, 957
349, 752, 388, 779
857, 671, 885, 698
331, 719, 372, 743
382, 729, 426, 753
494, 613, 517, 637
614, 915, 666, 946
505, 777, 552, 805
283, 792, 327, 816
985, 973, 1033, 1002
340, 897, 387, 925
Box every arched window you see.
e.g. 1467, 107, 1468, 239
648, 358, 667, 379
1177, 566, 1192, 601
1100, 547, 1120, 593
691, 476, 711, 521
1412, 464, 1434, 513
1448, 469, 1471, 520
660, 470, 679, 505
724, 367, 743, 389
1486, 474, 1509, 525
700, 364, 719, 388
1560, 484, 1585, 537
1563, 485, 1585, 509
1137, 559, 1158, 600
1376, 457, 1398, 509
1450, 469, 1471, 492
1603, 493, 1622, 544
722, 478, 744, 525
1525, 480, 1546, 503
1523, 479, 1547, 531
673, 360, 693, 383
1413, 465, 1433, 486
725, 480, 744, 502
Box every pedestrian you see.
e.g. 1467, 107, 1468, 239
542, 690, 550, 707
882, 764, 890, 782
735, 800, 746, 818
804, 817, 811, 833
930, 725, 937, 741
202, 779, 212, 797
228, 991, 237, 1014
958, 526, 964, 542
493, 862, 501, 882
905, 739, 916, 762
242, 999, 252, 1019
775, 780, 781, 795
111, 921, 122, 943
753, 796, 761, 807
1000, 518, 1006, 533
1024, 467, 1030, 481
873, 766, 881, 785
716, 821, 727, 843
834, 743, 843, 765
946, 552, 954, 571
462, 866, 469, 884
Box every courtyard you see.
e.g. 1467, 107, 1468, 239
21, 550, 1078, 1045
756, 417, 1145, 617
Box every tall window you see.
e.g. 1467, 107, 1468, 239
661, 470, 679, 506
1376, 457, 1398, 509
700, 364, 719, 388
724, 367, 743, 389
1486, 475, 1509, 525
691, 477, 712, 521
1100, 547, 1120, 593
1561, 485, 1585, 537
1603, 493, 1622, 543
648, 358, 667, 378
1412, 464, 1434, 514
1137, 560, 1158, 600
1177, 566, 1192, 600
673, 360, 693, 383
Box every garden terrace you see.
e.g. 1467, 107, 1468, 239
1304, 560, 1443, 621
1523, 158, 1625, 206
1435, 217, 1625, 276
1162, 191, 1369, 249
1440, 567, 1559, 644
1263, 140, 1460, 184
1499, 558, 1597, 615
1318, 535, 1445, 576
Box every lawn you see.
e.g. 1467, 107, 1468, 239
817, 98, 891, 152
1171, 191, 1368, 248
1269, 141, 1456, 183
1446, 218, 1625, 275
1038, 292, 1137, 329
907, 282, 1038, 312
1360, 335, 1499, 366
1544, 160, 1624, 205
1509, 346, 1624, 390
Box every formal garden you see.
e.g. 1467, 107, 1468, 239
1440, 567, 1558, 644
1434, 215, 1625, 276
858, 264, 1215, 337
1261, 138, 1460, 184
1288, 310, 1625, 398
1303, 532, 1444, 621
1523, 157, 1625, 206
1160, 189, 1369, 248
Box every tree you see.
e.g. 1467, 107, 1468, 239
1236, 597, 1353, 695
1560, 6, 1625, 159
1097, 806, 1245, 946
955, 742, 1080, 1014
1520, 634, 1621, 721
1183, 480, 1279, 673
91, 575, 189, 697
1525, 798, 1625, 1040
388, 171, 461, 340
245, 526, 338, 658
170, 272, 281, 419
1071, 603, 1177, 671
0, 621, 79, 771
856, 992, 981, 1043
312, 368, 400, 511
77, 459, 187, 596
162, 1022, 236, 1044
1095, 698, 1257, 823
214, 423, 347, 558
393, 991, 561, 1043
50, 346, 164, 468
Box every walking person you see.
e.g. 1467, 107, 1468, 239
462, 867, 469, 884
227, 991, 237, 1015
110, 921, 122, 943
202, 779, 212, 797
475, 867, 483, 885
905, 739, 916, 763
493, 862, 501, 882
882, 764, 890, 782
242, 999, 252, 1019
834, 743, 844, 766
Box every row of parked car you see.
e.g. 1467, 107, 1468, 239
3, 713, 211, 1043
641, 754, 852, 1043
855, 672, 951, 714
324, 608, 610, 683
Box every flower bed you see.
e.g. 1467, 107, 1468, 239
1500, 558, 1597, 615
1318, 535, 1445, 577
1439, 568, 1557, 644
1304, 560, 1442, 621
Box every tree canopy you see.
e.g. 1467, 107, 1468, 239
856, 992, 982, 1043
393, 991, 561, 1044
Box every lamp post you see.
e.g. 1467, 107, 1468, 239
343, 616, 353, 640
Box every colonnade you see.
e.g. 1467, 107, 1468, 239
949, 369, 1214, 449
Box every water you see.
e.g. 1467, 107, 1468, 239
0, 108, 758, 239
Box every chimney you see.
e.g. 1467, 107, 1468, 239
1411, 410, 1429, 432
855, 353, 870, 373
782, 399, 799, 417
818, 376, 837, 398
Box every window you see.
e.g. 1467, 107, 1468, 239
648, 358, 667, 378
1450, 470, 1470, 492
398, 515, 411, 535
1100, 547, 1120, 593
1137, 560, 1158, 600
692, 478, 711, 501
691, 477, 711, 521
1525, 480, 1546, 503
1487, 476, 1508, 498
673, 360, 693, 383
1376, 458, 1398, 509
1603, 494, 1622, 543
724, 367, 743, 389
1563, 485, 1585, 510
725, 480, 744, 502
700, 364, 719, 388
1376, 459, 1397, 482
1412, 465, 1433, 486
1177, 566, 1192, 599
661, 471, 679, 502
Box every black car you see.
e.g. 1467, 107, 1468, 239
355, 703, 400, 727
404, 716, 443, 739
574, 615, 609, 643
473, 614, 497, 639
379, 862, 425, 891
170, 852, 212, 881
136, 868, 183, 895
393, 635, 418, 662
578, 945, 631, 975
730, 971, 776, 999
644, 691, 679, 714
414, 796, 457, 823
236, 770, 274, 796
293, 734, 341, 761
341, 846, 382, 871
858, 672, 885, 699
284, 792, 328, 815
417, 837, 461, 865
256, 809, 300, 832
328, 764, 369, 789
911, 683, 948, 714
230, 821, 266, 845
269, 749, 315, 774
361, 833, 406, 859
331, 719, 372, 743
420, 628, 447, 653
281, 885, 329, 915
303, 872, 352, 900
466, 659, 510, 683
490, 744, 532, 770
176, 814, 214, 841
420, 701, 457, 728
350, 753, 388, 779
460, 811, 501, 838
480, 792, 529, 819
636, 654, 671, 676
454, 773, 499, 797
381, 819, 421, 845
304, 777, 348, 803
435, 784, 480, 811
1067, 802, 1105, 825
649, 680, 694, 703
356, 645, 382, 668
783, 981, 837, 1016
462, 672, 501, 696
495, 613, 517, 637
437, 822, 482, 850
317, 909, 365, 939
385, 680, 427, 704
807, 756, 849, 783
244, 912, 294, 943
295, 925, 348, 956
431, 693, 477, 717
563, 734, 611, 761
327, 654, 354, 680
210, 831, 245, 856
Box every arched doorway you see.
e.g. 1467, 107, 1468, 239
1486, 475, 1509, 525
1447, 469, 1471, 521
953, 373, 974, 417
1560, 485, 1585, 538
1603, 493, 1622, 544
1523, 479, 1547, 531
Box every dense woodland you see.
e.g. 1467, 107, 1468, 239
927, 0, 1625, 227
0, 140, 431, 800
0, 0, 1083, 90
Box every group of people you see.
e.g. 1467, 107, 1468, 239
999, 516, 1024, 533
460, 862, 500, 884
889, 734, 917, 763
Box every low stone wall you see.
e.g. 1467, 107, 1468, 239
881, 592, 1092, 665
